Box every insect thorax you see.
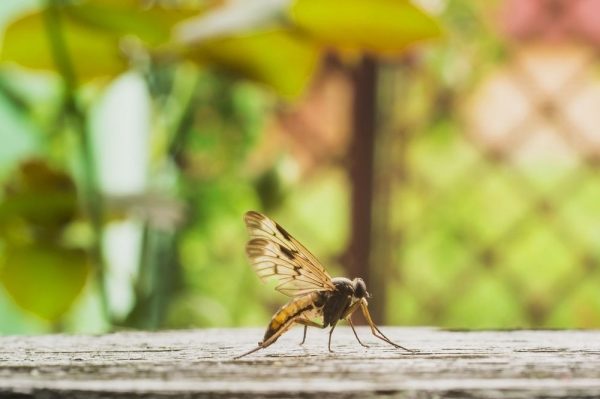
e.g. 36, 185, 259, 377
331, 277, 355, 295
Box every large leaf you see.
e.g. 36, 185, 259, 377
178, 0, 440, 98
289, 0, 442, 55
65, 0, 205, 46
187, 29, 321, 99
174, 0, 291, 43
0, 1, 204, 81
0, 10, 126, 81
0, 244, 90, 321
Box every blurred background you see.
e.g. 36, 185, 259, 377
1, 0, 600, 334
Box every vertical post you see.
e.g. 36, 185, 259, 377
370, 63, 395, 327
345, 56, 382, 323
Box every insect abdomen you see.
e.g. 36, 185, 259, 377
262, 292, 320, 343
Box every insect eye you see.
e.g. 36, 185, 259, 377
353, 278, 368, 298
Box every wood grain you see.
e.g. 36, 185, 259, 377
1, 327, 600, 398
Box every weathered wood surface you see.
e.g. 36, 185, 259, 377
1, 327, 600, 398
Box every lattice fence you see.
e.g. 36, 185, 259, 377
376, 14, 600, 328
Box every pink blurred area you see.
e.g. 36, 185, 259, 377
501, 0, 600, 45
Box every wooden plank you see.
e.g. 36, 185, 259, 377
1, 327, 600, 398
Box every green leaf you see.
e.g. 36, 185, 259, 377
65, 0, 205, 46
289, 0, 442, 55
0, 1, 203, 81
187, 29, 321, 99
0, 159, 77, 232
0, 10, 126, 81
0, 244, 90, 321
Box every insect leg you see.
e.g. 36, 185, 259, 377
347, 317, 369, 348
301, 326, 307, 345
234, 344, 265, 360
359, 299, 414, 352
296, 318, 324, 345
328, 322, 339, 352
338, 300, 369, 348
234, 317, 299, 359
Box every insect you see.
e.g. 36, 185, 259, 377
235, 210, 413, 359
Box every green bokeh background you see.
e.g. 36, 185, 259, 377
1, 0, 599, 334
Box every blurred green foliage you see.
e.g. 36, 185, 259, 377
0, 160, 89, 322
2, 0, 599, 334
0, 0, 440, 332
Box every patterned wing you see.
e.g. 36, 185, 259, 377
244, 210, 335, 296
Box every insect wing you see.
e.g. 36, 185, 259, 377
244, 211, 335, 296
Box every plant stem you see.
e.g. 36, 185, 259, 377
167, 67, 199, 162
42, 0, 110, 325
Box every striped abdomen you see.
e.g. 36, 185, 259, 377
262, 291, 324, 344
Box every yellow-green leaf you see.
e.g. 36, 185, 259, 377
0, 245, 90, 321
0, 159, 77, 231
0, 1, 206, 80
289, 0, 442, 55
0, 10, 126, 81
187, 29, 321, 99
65, 0, 205, 46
